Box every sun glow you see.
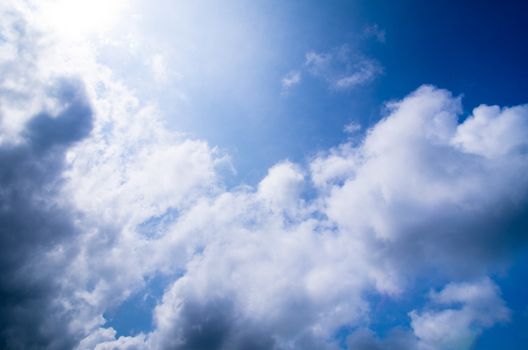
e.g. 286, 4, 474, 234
40, 0, 128, 38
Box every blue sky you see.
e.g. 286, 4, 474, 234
0, 1, 527, 349
100, 0, 528, 184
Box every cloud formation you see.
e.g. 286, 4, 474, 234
1, 2, 528, 350
0, 77, 93, 348
281, 44, 382, 92
319, 86, 528, 281
138, 86, 528, 349
346, 279, 509, 350
281, 70, 302, 92
304, 45, 382, 90
410, 278, 510, 349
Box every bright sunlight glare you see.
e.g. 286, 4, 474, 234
39, 0, 128, 38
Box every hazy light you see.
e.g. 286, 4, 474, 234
40, 0, 128, 38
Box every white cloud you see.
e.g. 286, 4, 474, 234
282, 44, 381, 92
77, 327, 147, 350
304, 45, 382, 90
346, 279, 510, 350
142, 87, 528, 349
281, 70, 302, 91
257, 161, 305, 211
323, 86, 528, 278
343, 121, 362, 134
305, 50, 332, 75
1, 1, 528, 349
310, 143, 359, 190
410, 279, 510, 350
334, 59, 381, 89
453, 104, 528, 158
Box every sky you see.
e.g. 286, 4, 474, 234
0, 0, 527, 349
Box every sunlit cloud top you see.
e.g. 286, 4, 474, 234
37, 0, 129, 39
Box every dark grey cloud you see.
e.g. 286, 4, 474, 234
383, 192, 528, 279
25, 79, 93, 152
0, 78, 93, 349
156, 298, 277, 350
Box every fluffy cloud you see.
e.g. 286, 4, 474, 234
257, 161, 305, 212
1, 1, 528, 349
77, 327, 147, 350
410, 278, 510, 349
346, 279, 509, 350
143, 85, 528, 349
0, 2, 223, 348
453, 104, 528, 158
319, 86, 528, 281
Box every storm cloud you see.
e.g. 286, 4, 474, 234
0, 78, 93, 348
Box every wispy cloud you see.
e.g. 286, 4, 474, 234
306, 45, 382, 90
362, 24, 386, 43
280, 70, 302, 92
333, 58, 381, 89
284, 44, 382, 92
343, 121, 361, 134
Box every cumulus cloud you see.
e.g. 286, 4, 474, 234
453, 104, 528, 158
0, 2, 222, 348
257, 161, 305, 212
319, 86, 528, 280
142, 87, 528, 349
1, 1, 528, 350
346, 279, 509, 350
77, 328, 147, 350
410, 278, 510, 349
